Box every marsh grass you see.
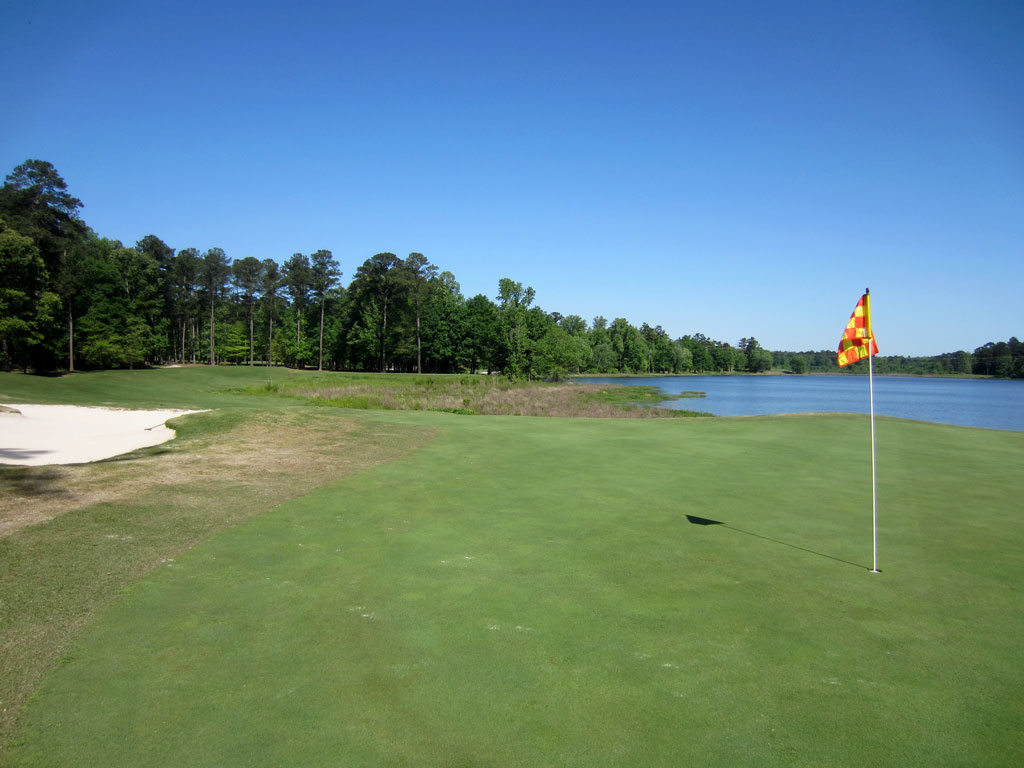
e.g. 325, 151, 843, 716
255, 373, 712, 418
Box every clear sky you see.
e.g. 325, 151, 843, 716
2, 0, 1021, 356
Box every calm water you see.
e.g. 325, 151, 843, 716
581, 375, 1024, 431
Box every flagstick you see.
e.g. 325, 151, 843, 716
869, 342, 880, 573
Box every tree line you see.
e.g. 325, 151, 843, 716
2, 159, 1020, 379
770, 338, 1024, 378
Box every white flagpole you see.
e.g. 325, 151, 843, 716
868, 291, 879, 574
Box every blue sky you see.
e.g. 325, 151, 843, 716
2, 0, 1021, 356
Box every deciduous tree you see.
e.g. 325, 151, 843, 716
496, 278, 535, 379
76, 240, 161, 369
534, 325, 591, 380
464, 294, 498, 374
560, 314, 587, 337
0, 224, 58, 371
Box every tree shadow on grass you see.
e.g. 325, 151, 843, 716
685, 514, 868, 570
0, 465, 71, 498
96, 446, 174, 464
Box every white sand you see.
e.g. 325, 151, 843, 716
0, 404, 206, 466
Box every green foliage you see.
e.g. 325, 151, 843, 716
69, 240, 162, 369
349, 253, 404, 372
232, 256, 263, 365
419, 273, 468, 373
746, 347, 772, 372
201, 248, 231, 364
591, 341, 617, 372
218, 321, 250, 364
495, 277, 537, 380
533, 325, 592, 381
0, 159, 84, 277
0, 225, 57, 370
258, 258, 282, 365
463, 294, 499, 374
310, 250, 341, 302
310, 249, 342, 370
401, 252, 437, 373
779, 340, 1024, 379
271, 309, 316, 368
972, 338, 1024, 378
2, 157, 1018, 378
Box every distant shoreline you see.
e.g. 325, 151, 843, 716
571, 371, 998, 380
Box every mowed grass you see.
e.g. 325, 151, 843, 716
2, 369, 1023, 766
0, 365, 315, 410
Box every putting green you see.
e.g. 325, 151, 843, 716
8, 411, 1024, 767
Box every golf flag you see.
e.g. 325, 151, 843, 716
837, 290, 882, 572
837, 292, 878, 367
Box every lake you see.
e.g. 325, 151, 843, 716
579, 375, 1024, 431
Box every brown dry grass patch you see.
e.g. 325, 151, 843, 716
470, 382, 682, 417
0, 409, 427, 537
291, 379, 696, 418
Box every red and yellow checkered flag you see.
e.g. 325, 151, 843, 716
837, 291, 878, 367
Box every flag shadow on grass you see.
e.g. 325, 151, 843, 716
685, 515, 868, 570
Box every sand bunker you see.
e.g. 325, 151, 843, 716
0, 404, 206, 466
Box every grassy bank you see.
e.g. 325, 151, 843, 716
248, 370, 711, 417
2, 368, 1022, 766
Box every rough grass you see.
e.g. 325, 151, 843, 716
0, 406, 432, 752
258, 373, 712, 418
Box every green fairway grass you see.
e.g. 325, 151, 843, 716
0, 366, 310, 410
2, 369, 1023, 766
